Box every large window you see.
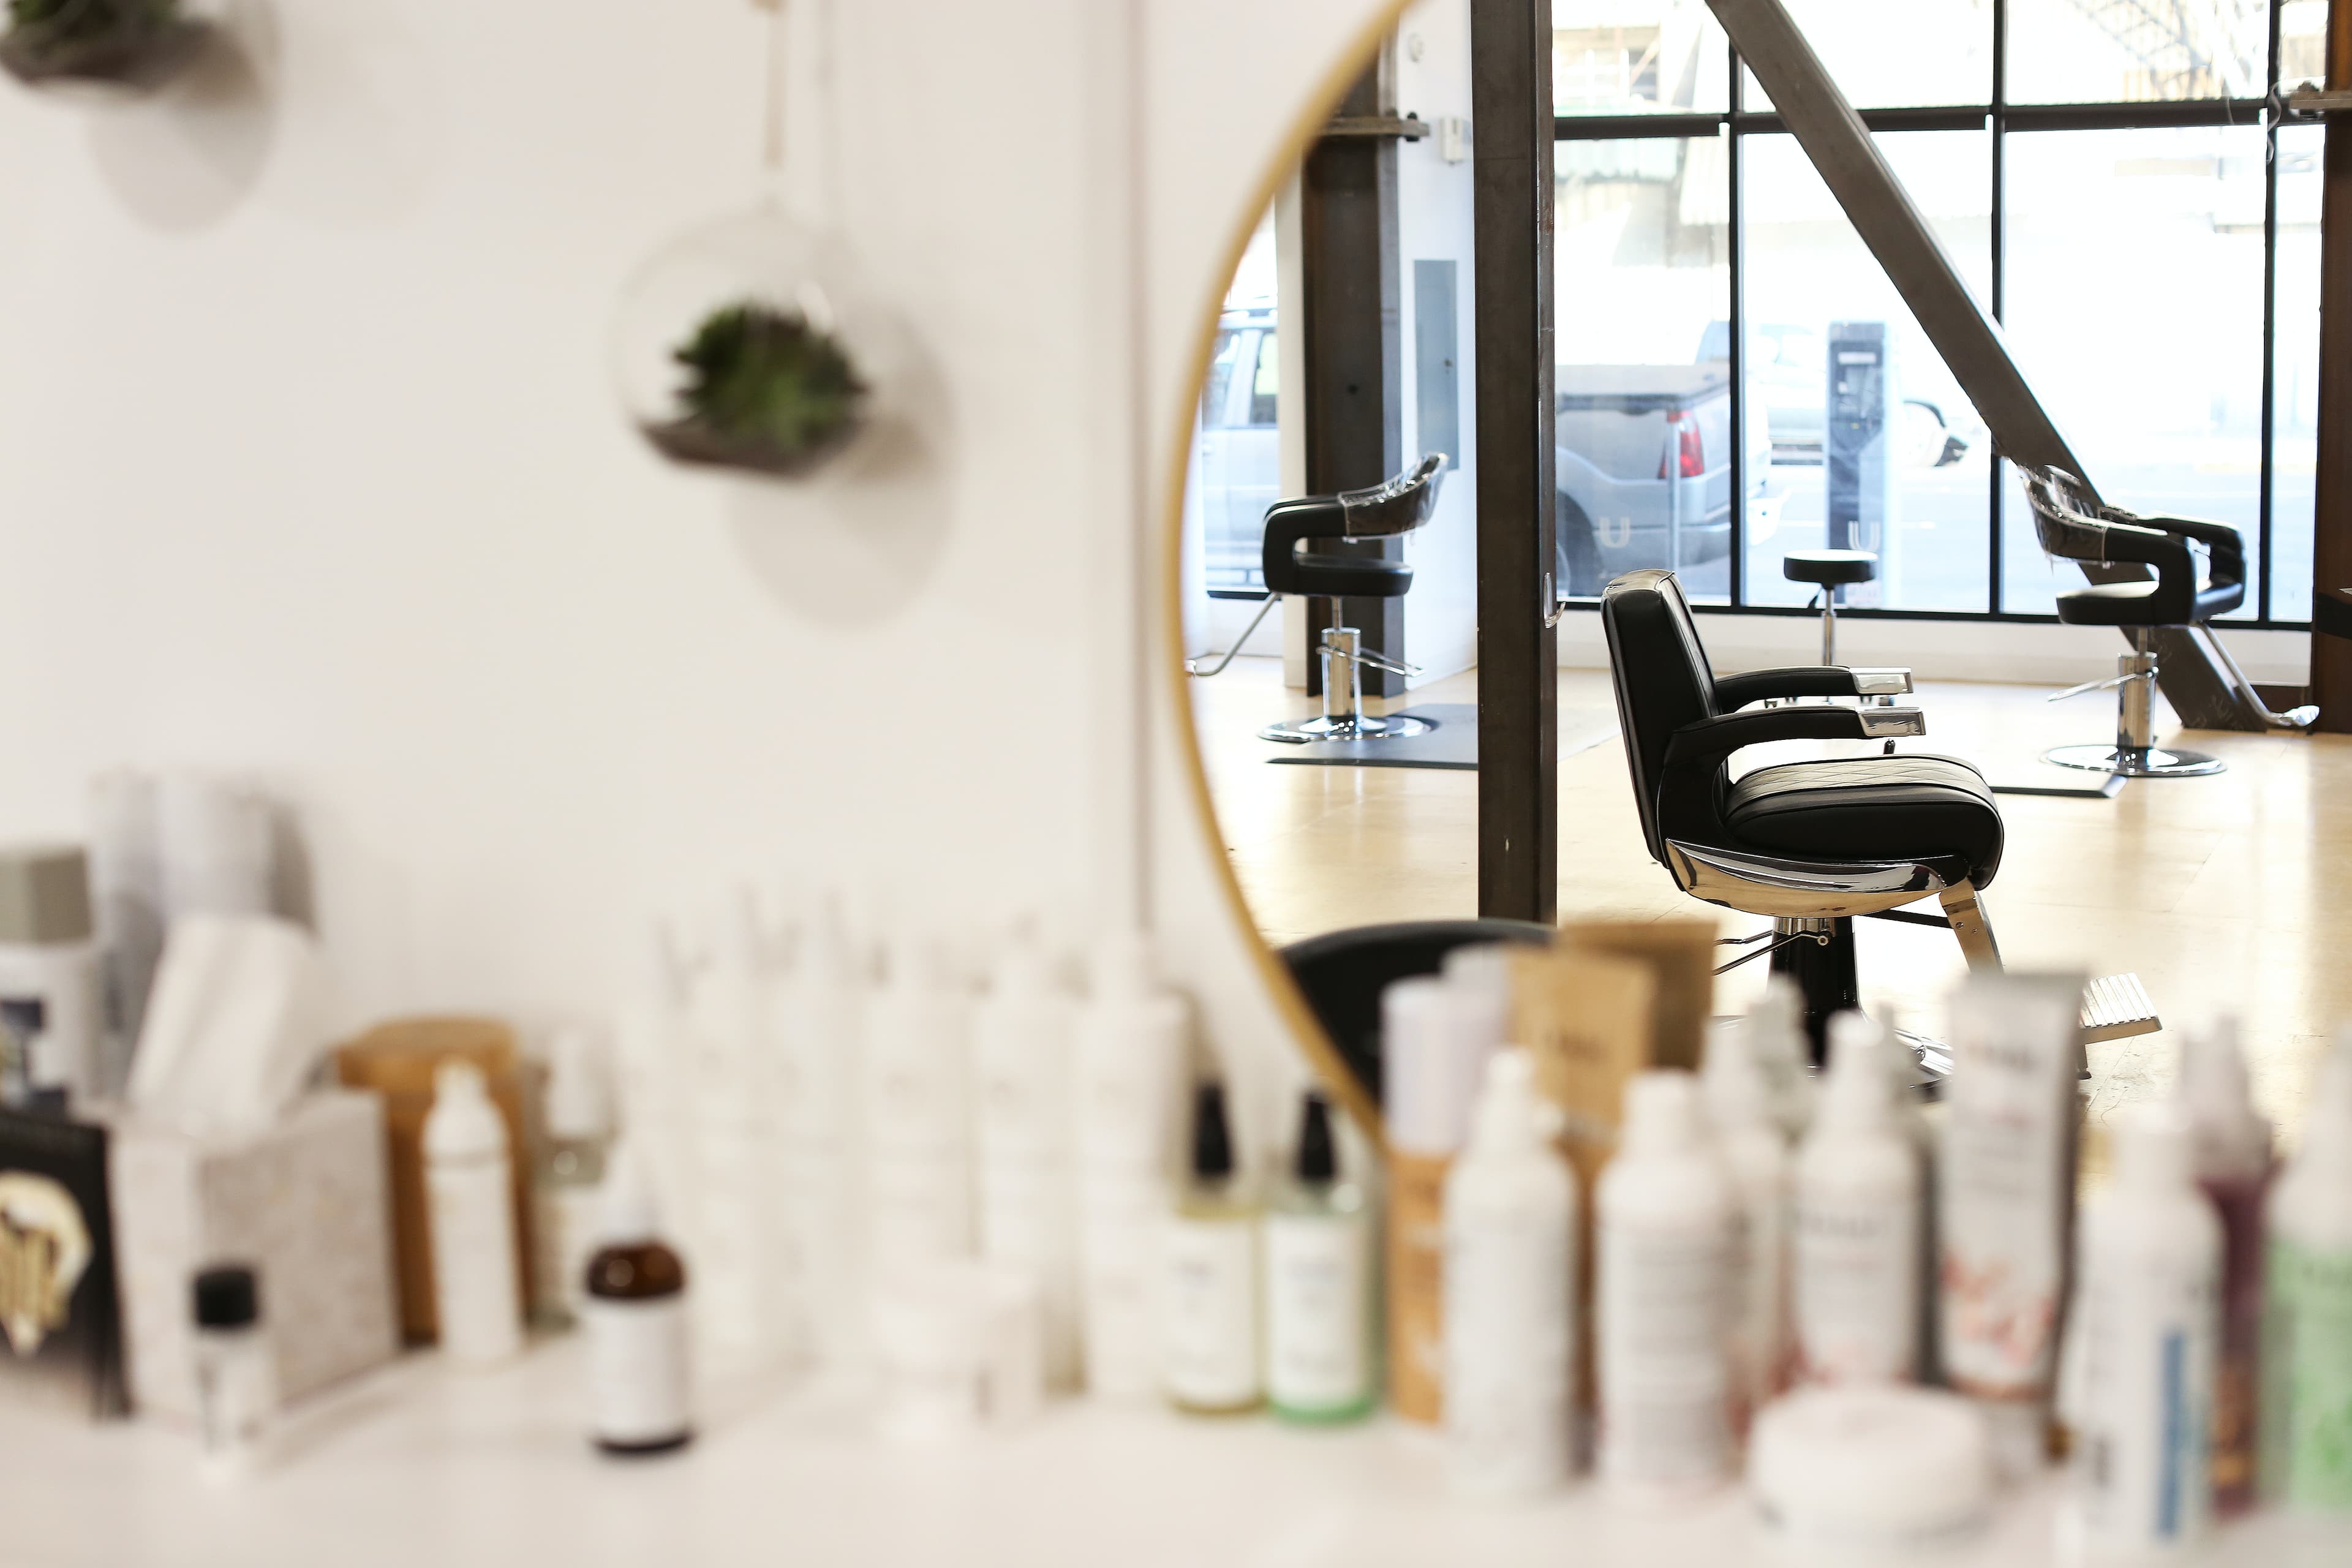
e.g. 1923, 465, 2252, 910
1553, 0, 2320, 626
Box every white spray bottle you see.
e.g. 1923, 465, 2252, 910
1599, 1069, 1736, 1498
1793, 1012, 1921, 1385
1703, 1019, 1791, 1427
2070, 1106, 2219, 1553
1443, 1047, 1576, 1499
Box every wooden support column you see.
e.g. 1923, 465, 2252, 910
2314, 0, 2352, 731
1299, 53, 1408, 700
1471, 0, 1556, 922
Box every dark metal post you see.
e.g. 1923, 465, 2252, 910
1300, 51, 1408, 700
2313, 0, 2352, 729
1471, 0, 1557, 922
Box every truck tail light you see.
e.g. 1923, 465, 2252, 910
1658, 413, 1705, 480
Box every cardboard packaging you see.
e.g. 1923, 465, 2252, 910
334, 1016, 533, 1342
0, 1107, 127, 1417
110, 1090, 399, 1417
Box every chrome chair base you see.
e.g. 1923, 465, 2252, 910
1261, 714, 1434, 745
2043, 743, 2224, 778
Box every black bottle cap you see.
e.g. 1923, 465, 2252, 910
192, 1265, 260, 1329
1294, 1090, 1338, 1183
1190, 1080, 1234, 1180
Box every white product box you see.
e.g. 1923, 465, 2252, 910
108, 1090, 400, 1418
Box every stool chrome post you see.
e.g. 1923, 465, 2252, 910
2044, 626, 2225, 778
1821, 589, 1837, 666
1261, 625, 1432, 745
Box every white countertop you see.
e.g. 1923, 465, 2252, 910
4, 1341, 2342, 1568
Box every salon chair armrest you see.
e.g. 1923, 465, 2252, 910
2135, 513, 2247, 587
1664, 704, 1924, 774
1713, 666, 1914, 708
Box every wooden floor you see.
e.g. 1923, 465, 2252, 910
1191, 656, 2352, 1144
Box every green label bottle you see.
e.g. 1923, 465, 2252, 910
2263, 1239, 2352, 1507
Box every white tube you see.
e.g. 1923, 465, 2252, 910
1937, 972, 2082, 1475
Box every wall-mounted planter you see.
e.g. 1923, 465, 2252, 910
0, 0, 211, 97
616, 206, 900, 485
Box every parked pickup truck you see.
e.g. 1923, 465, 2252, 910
1555, 363, 1773, 598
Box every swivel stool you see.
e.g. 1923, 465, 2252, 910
1782, 548, 1878, 666
1242, 454, 1446, 744
2019, 467, 2312, 778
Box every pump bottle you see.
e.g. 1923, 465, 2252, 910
862, 932, 975, 1273
1793, 1012, 1920, 1385
533, 1025, 614, 1329
423, 1058, 524, 1365
2174, 1015, 2272, 1514
1443, 1048, 1575, 1499
584, 1145, 694, 1455
1599, 1069, 1736, 1498
2261, 1031, 2352, 1510
1266, 1090, 1374, 1423
2071, 1107, 2219, 1553
1160, 1080, 1261, 1414
1703, 1017, 1792, 1425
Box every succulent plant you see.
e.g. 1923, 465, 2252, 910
641, 300, 870, 478
1, 0, 206, 89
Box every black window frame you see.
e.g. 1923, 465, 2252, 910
1552, 0, 2313, 630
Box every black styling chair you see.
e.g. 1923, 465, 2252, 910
2021, 466, 2315, 778
1187, 455, 1446, 742
1601, 569, 2004, 1077
1279, 919, 1552, 1107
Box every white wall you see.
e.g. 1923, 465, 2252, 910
0, 0, 1404, 1145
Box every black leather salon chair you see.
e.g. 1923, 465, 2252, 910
1280, 918, 1552, 1107
1783, 548, 1878, 666
1601, 569, 2005, 1071
1186, 454, 1445, 742
2020, 466, 2310, 777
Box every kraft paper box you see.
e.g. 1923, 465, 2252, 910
109, 1090, 399, 1419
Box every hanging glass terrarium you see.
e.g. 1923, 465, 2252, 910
616, 0, 888, 483
616, 209, 880, 480
0, 0, 212, 96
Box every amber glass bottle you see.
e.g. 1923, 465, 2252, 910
583, 1148, 693, 1455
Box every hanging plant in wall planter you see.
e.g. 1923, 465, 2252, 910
0, 0, 209, 95
616, 0, 902, 486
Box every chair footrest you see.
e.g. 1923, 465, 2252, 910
2082, 973, 2159, 1043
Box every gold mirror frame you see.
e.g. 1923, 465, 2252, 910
1156, 0, 1420, 1147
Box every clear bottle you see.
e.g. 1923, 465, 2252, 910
1444, 1047, 1575, 1499
424, 1057, 524, 1365
1266, 1089, 1375, 1423
1793, 1012, 1921, 1385
532, 1025, 614, 1329
584, 1144, 693, 1455
2261, 1030, 2352, 1511
2071, 1106, 2219, 1553
1702, 1016, 1792, 1429
1160, 1080, 1261, 1414
2174, 1014, 2272, 1515
192, 1263, 273, 1479
1599, 1069, 1736, 1499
